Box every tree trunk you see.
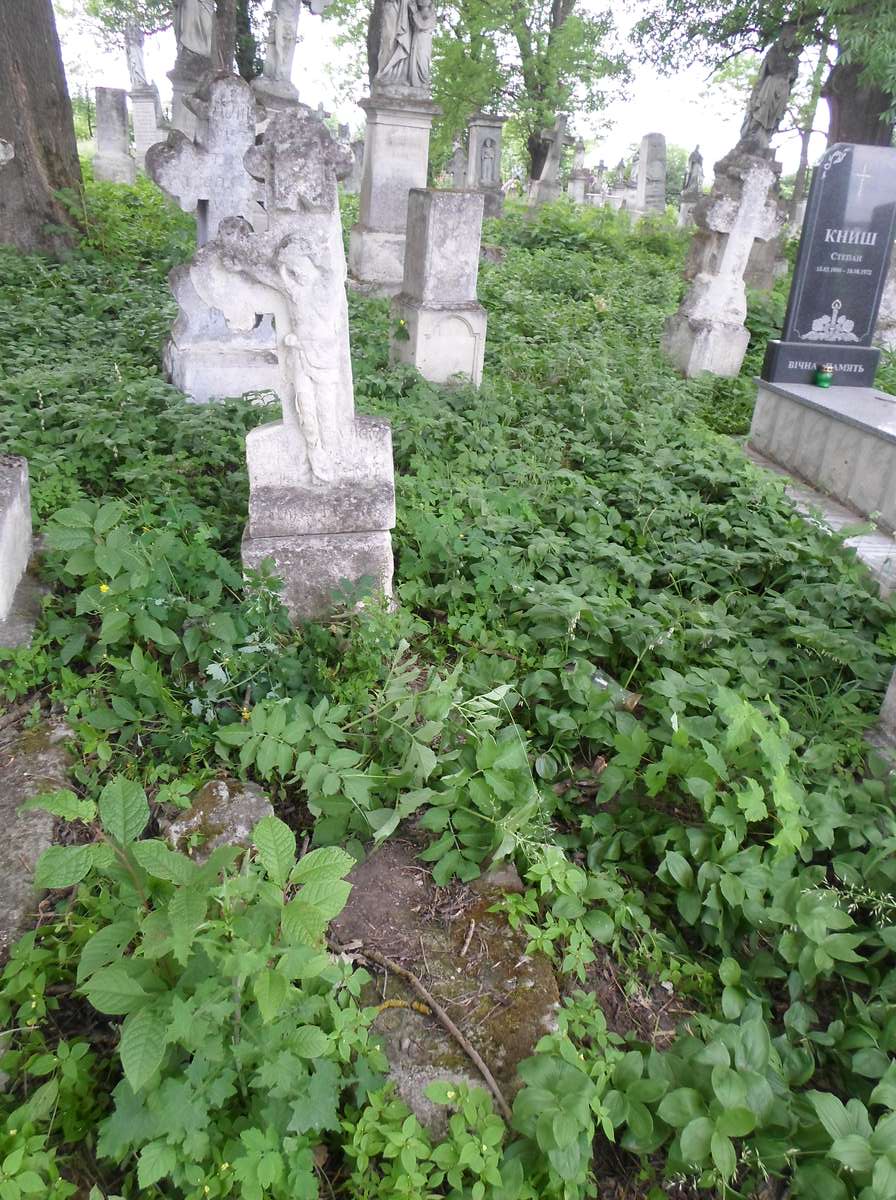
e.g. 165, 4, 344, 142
215, 0, 238, 73
823, 58, 894, 146
0, 0, 82, 254
235, 0, 259, 80
528, 133, 547, 181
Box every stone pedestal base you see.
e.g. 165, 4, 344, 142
663, 314, 750, 379
94, 153, 136, 185
242, 416, 396, 621
348, 227, 407, 294
348, 91, 440, 293
391, 299, 487, 386
0, 456, 31, 622
242, 529, 394, 621
567, 174, 587, 205
480, 187, 504, 219
164, 340, 280, 403
749, 380, 896, 531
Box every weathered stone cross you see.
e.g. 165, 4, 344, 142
147, 75, 265, 245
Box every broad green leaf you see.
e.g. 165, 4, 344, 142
710, 1131, 736, 1179
736, 1017, 771, 1072
137, 1139, 177, 1189
98, 776, 149, 843
290, 845, 355, 885
120, 1007, 166, 1091
281, 898, 327, 944
253, 815, 295, 887
809, 1091, 856, 1142
254, 969, 288, 1023
679, 1116, 714, 1164
77, 920, 137, 984
34, 844, 93, 889
711, 1065, 746, 1109
168, 885, 207, 962
829, 1134, 874, 1172
657, 1088, 704, 1128
718, 957, 741, 987
132, 839, 197, 884
82, 963, 148, 1014
21, 788, 96, 823
293, 1025, 329, 1058
295, 878, 351, 920
715, 1107, 756, 1138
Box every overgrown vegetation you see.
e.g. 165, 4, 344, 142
1, 178, 895, 1199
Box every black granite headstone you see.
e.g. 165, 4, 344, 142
762, 142, 896, 388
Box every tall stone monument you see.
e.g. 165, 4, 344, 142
528, 114, 574, 206
678, 144, 703, 227
749, 143, 896, 533
634, 132, 666, 215
190, 107, 396, 619
466, 112, 507, 217
252, 0, 301, 108
168, 0, 215, 139
93, 88, 136, 184
0, 457, 31, 624
349, 0, 441, 292
147, 76, 279, 403
123, 24, 168, 169
391, 189, 487, 386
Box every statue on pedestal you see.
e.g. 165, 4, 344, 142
739, 23, 802, 152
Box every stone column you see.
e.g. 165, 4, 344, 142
567, 173, 587, 204
131, 86, 168, 169
663, 148, 781, 378
0, 456, 31, 623
348, 92, 441, 293
635, 132, 666, 215
391, 189, 487, 386
94, 88, 136, 184
467, 112, 507, 218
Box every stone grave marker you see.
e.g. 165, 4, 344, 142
0, 456, 31, 625
391, 188, 487, 386
94, 87, 136, 184
190, 106, 396, 619
567, 137, 589, 204
467, 112, 507, 217
763, 142, 896, 388
147, 75, 280, 403
252, 0, 301, 108
663, 147, 782, 377
635, 132, 666, 215
447, 140, 467, 189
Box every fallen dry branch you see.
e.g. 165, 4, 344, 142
338, 939, 513, 1122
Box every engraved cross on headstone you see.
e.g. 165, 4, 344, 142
146, 76, 265, 245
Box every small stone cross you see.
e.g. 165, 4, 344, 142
537, 114, 575, 184
147, 75, 265, 245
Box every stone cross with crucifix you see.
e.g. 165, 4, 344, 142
189, 106, 397, 619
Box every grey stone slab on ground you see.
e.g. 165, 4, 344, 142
0, 722, 71, 960
749, 380, 896, 532
391, 188, 488, 386
0, 456, 31, 624
164, 778, 273, 861
331, 836, 558, 1135
94, 87, 136, 184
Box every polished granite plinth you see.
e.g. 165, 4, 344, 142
749, 381, 896, 532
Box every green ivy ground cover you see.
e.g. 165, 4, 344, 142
1, 177, 896, 1199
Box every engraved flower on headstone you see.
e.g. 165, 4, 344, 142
803, 298, 859, 343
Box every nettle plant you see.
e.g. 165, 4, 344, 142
30, 780, 385, 1199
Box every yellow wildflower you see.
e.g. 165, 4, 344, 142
99, 583, 110, 594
